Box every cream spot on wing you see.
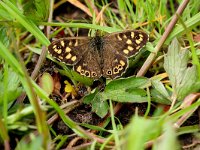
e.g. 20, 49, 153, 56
74, 40, 78, 46
120, 60, 126, 66
117, 34, 122, 41
139, 34, 143, 38
60, 41, 65, 47
136, 46, 141, 50
127, 46, 134, 51
131, 32, 135, 38
136, 39, 141, 44
53, 45, 57, 49
114, 59, 118, 63
137, 35, 143, 41
126, 39, 132, 44
54, 48, 62, 54
58, 56, 63, 60
76, 66, 82, 72
65, 47, 71, 52
69, 41, 72, 46
123, 49, 129, 54
57, 49, 62, 54
71, 56, 77, 61
123, 34, 127, 39
66, 53, 72, 59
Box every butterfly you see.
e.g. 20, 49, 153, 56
48, 30, 148, 79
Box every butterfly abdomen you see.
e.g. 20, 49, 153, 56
89, 36, 105, 68
92, 36, 104, 51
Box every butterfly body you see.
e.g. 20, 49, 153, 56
48, 30, 148, 79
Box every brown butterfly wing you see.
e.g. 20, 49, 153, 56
73, 49, 102, 79
102, 30, 148, 79
101, 43, 128, 79
104, 30, 149, 57
48, 37, 102, 79
48, 38, 89, 65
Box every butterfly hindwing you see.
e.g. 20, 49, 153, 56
101, 42, 128, 79
74, 50, 102, 79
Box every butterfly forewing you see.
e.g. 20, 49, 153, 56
100, 30, 148, 79
48, 38, 89, 65
104, 30, 148, 58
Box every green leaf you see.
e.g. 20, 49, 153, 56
83, 89, 99, 104
0, 4, 12, 20
84, 89, 109, 118
16, 135, 43, 150
41, 22, 121, 33
0, 1, 50, 46
39, 72, 54, 96
151, 79, 171, 104
164, 38, 200, 100
0, 26, 9, 47
91, 93, 109, 118
152, 79, 170, 99
23, 0, 50, 21
177, 125, 200, 136
103, 77, 149, 102
176, 66, 200, 99
83, 77, 149, 117
153, 123, 180, 150
125, 116, 161, 150
164, 38, 189, 90
166, 12, 200, 44
150, 89, 171, 105
0, 69, 22, 106
105, 77, 147, 90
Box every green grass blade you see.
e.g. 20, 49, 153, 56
0, 0, 50, 46
166, 12, 200, 44
41, 22, 121, 33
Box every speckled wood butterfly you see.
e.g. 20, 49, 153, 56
48, 30, 148, 79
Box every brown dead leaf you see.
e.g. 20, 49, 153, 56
193, 34, 200, 42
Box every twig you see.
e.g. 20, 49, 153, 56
137, 0, 190, 77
